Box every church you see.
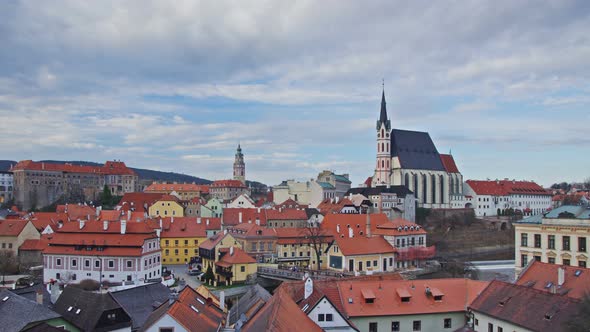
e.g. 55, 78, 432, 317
369, 90, 464, 209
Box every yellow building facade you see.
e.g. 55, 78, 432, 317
148, 195, 184, 218
327, 236, 396, 274
160, 217, 207, 264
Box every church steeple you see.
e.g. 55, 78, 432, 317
376, 84, 391, 130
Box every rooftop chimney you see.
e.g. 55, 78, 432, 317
304, 277, 313, 300
197, 217, 202, 224
255, 217, 260, 226
171, 217, 174, 224
127, 210, 131, 220
36, 291, 43, 305
121, 219, 127, 235
239, 212, 242, 223
79, 219, 85, 229
558, 267, 565, 286
348, 227, 353, 238
206, 219, 210, 226
219, 291, 225, 311
103, 220, 108, 231
366, 211, 371, 238
230, 246, 234, 256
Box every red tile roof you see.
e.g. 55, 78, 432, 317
199, 233, 229, 250
439, 154, 460, 173
321, 213, 389, 236
118, 193, 165, 212
466, 180, 550, 196
0, 219, 32, 237
469, 280, 580, 332
333, 236, 394, 256
274, 227, 333, 245
218, 247, 256, 264
165, 286, 224, 332
265, 208, 308, 221
317, 198, 355, 215
156, 194, 181, 202
227, 223, 276, 238
211, 180, 246, 188
223, 208, 267, 226
145, 183, 210, 193
26, 212, 68, 231
56, 204, 97, 220
202, 217, 221, 230
515, 261, 590, 299
19, 236, 50, 251
57, 220, 155, 234
241, 287, 322, 332
160, 217, 207, 238
275, 198, 308, 209
339, 278, 488, 317
372, 218, 427, 236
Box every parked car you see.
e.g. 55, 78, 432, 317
188, 269, 203, 277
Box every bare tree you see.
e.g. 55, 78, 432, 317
302, 222, 330, 271
0, 250, 18, 285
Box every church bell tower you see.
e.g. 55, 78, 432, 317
233, 144, 246, 184
372, 87, 391, 187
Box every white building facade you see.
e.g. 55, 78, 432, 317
0, 171, 13, 204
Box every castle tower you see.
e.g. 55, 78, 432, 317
372, 88, 391, 187
233, 144, 246, 184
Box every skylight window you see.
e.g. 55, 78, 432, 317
67, 306, 73, 312
190, 305, 199, 313
197, 298, 205, 305
2, 296, 9, 302
574, 270, 582, 277
75, 309, 81, 315
544, 282, 553, 289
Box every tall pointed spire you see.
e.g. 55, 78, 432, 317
376, 82, 391, 130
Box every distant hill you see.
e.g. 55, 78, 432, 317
0, 160, 212, 184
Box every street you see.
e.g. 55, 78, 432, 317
163, 264, 202, 290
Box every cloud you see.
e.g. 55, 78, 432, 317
0, 1, 589, 186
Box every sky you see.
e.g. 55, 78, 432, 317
0, 1, 589, 187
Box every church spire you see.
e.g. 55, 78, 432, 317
376, 82, 391, 130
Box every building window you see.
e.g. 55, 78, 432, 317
369, 322, 378, 332
548, 257, 556, 264
444, 318, 451, 328
563, 259, 570, 266
127, 261, 132, 268
326, 314, 333, 321
563, 236, 571, 251
488, 323, 493, 332
95, 260, 100, 268
72, 259, 77, 267
392, 321, 400, 331
534, 234, 541, 248
85, 260, 90, 267
534, 256, 541, 262
56, 258, 61, 266
521, 254, 528, 268
548, 235, 555, 249
413, 320, 421, 331
521, 233, 528, 247
318, 314, 325, 322
165, 240, 169, 246
580, 261, 587, 268
175, 240, 179, 246
184, 240, 188, 245
240, 266, 245, 272
579, 237, 587, 252
108, 260, 114, 268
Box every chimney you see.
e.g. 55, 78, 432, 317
197, 217, 202, 224
366, 212, 371, 238
96, 206, 101, 217
79, 219, 85, 229
206, 219, 210, 226
304, 277, 313, 300
159, 218, 163, 229
348, 227, 353, 238
558, 267, 565, 286
219, 291, 225, 311
36, 290, 43, 305
128, 210, 131, 220
248, 219, 252, 224
257, 207, 261, 213
256, 218, 260, 226
103, 220, 108, 231
336, 224, 340, 233
50, 281, 60, 304
239, 212, 243, 223
121, 219, 127, 235
171, 217, 174, 224
230, 246, 234, 256
169, 291, 178, 305
156, 229, 161, 237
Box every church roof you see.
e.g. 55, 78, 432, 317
440, 154, 460, 173
390, 129, 445, 171
376, 90, 391, 130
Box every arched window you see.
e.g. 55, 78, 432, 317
386, 159, 389, 169
431, 174, 437, 204
381, 143, 384, 152
413, 174, 418, 195
405, 173, 410, 188
381, 160, 385, 168
381, 128, 384, 137
454, 175, 460, 194
386, 143, 389, 152
440, 175, 445, 204
449, 177, 454, 195
422, 174, 428, 203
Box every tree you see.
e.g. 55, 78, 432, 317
566, 293, 590, 331
0, 250, 18, 285
302, 221, 328, 271
203, 265, 214, 284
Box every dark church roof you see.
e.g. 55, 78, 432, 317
376, 90, 391, 130
346, 186, 414, 197
390, 129, 445, 171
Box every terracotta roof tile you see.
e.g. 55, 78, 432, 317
218, 247, 256, 264
515, 261, 590, 299
165, 286, 224, 332
211, 180, 246, 188
469, 280, 580, 331
160, 217, 207, 238
223, 208, 267, 226
333, 236, 394, 256
466, 180, 550, 196
118, 193, 165, 213
0, 219, 31, 236
440, 154, 460, 173
265, 208, 308, 221
145, 183, 210, 193
321, 213, 389, 236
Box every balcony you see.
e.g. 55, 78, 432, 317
396, 246, 436, 261
215, 267, 233, 279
